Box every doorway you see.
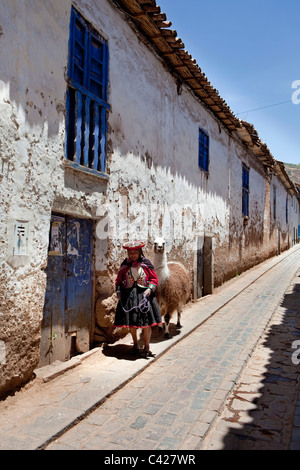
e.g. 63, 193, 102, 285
39, 214, 93, 366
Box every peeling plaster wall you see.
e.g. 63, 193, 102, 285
269, 173, 298, 252
0, 0, 298, 396
0, 0, 72, 396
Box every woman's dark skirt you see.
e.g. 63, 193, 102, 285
114, 285, 162, 328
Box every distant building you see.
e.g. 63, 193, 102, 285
0, 0, 298, 397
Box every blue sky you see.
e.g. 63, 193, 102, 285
158, 0, 300, 164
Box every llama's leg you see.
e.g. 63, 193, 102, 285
177, 304, 183, 329
164, 313, 170, 338
158, 303, 165, 334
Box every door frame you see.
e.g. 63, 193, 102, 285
39, 212, 95, 366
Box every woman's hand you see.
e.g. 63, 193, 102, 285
144, 288, 151, 297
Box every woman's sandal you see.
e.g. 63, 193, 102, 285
141, 349, 155, 358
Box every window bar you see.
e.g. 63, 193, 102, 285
83, 96, 90, 167
99, 106, 106, 172
75, 90, 82, 164
93, 102, 100, 171
65, 87, 72, 160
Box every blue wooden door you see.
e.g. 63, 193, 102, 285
65, 217, 93, 336
39, 215, 93, 366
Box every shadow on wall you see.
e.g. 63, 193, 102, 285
219, 274, 300, 450
0, 78, 65, 141
0, 0, 69, 139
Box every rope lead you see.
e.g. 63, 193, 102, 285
120, 294, 150, 314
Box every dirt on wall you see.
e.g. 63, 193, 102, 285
0, 270, 46, 399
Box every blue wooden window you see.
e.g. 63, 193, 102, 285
198, 128, 209, 172
242, 166, 249, 217
66, 8, 109, 174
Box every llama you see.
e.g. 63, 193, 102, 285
153, 237, 191, 338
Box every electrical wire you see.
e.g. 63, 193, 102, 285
236, 99, 293, 115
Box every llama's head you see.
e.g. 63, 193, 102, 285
154, 237, 166, 253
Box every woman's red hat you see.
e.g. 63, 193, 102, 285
122, 240, 146, 250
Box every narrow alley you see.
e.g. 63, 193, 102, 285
1, 246, 300, 452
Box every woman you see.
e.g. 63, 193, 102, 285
114, 240, 162, 358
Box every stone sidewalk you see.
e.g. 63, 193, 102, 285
1, 245, 300, 450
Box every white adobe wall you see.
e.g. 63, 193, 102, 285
270, 174, 298, 250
